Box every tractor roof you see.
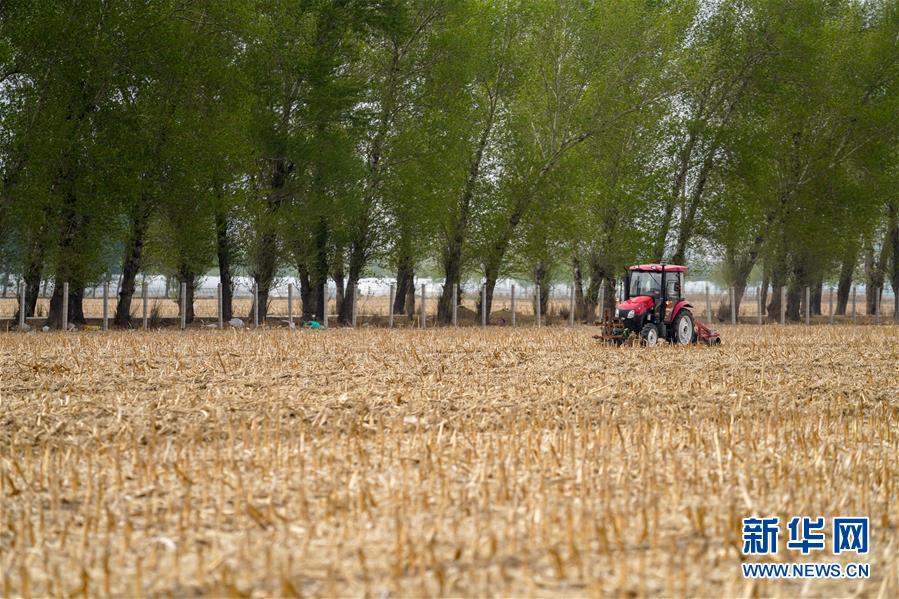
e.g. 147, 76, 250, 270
628, 263, 688, 272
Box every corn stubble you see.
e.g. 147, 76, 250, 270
1, 326, 897, 597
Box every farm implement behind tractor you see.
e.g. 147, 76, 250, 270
597, 263, 721, 346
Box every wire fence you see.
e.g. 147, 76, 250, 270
1, 278, 897, 330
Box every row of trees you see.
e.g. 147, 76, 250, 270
2, 0, 897, 328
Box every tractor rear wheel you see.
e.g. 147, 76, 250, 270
640, 323, 660, 346
672, 310, 694, 345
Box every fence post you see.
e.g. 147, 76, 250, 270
510, 284, 516, 327
705, 285, 712, 323
218, 283, 224, 329
19, 280, 26, 330
420, 283, 426, 329
757, 285, 763, 325
569, 282, 575, 326
481, 284, 487, 328
180, 282, 187, 331
452, 284, 458, 327
536, 285, 541, 328
780, 287, 786, 325
142, 280, 149, 330
730, 287, 736, 325
62, 282, 69, 331
287, 283, 293, 328
102, 281, 109, 331
388, 283, 395, 328
352, 285, 358, 328
851, 285, 857, 324
828, 286, 834, 325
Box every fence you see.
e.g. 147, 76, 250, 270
694, 285, 897, 326
2, 278, 897, 331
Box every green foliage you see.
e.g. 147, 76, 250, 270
1, 0, 897, 307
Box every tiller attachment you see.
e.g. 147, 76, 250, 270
694, 320, 721, 345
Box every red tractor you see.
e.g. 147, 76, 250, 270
601, 263, 720, 346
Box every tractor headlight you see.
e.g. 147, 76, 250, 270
627, 310, 635, 319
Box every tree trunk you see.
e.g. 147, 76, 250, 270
394, 256, 413, 315
480, 263, 500, 325
333, 255, 345, 315
250, 159, 290, 323
653, 130, 698, 262
767, 271, 786, 323
652, 204, 675, 263
250, 229, 279, 323
114, 204, 151, 327
786, 263, 806, 322
836, 246, 857, 315
759, 268, 769, 321
47, 192, 88, 328
716, 248, 754, 322
717, 281, 749, 323
339, 243, 366, 324
47, 284, 85, 329
716, 288, 730, 323
768, 284, 782, 322
437, 108, 495, 324
438, 244, 464, 324
533, 261, 550, 320
299, 265, 313, 320
15, 241, 44, 323
311, 277, 326, 322
478, 123, 597, 316
810, 276, 823, 316
405, 274, 415, 321
215, 207, 234, 322
573, 254, 586, 321
72, 287, 84, 323
888, 201, 899, 320
480, 214, 522, 322
671, 151, 712, 265
311, 217, 329, 321
177, 266, 196, 324
864, 242, 885, 316
603, 275, 617, 317
584, 254, 610, 323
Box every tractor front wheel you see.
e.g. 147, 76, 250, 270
672, 310, 694, 345
640, 323, 660, 346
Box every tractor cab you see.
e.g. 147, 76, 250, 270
623, 265, 684, 322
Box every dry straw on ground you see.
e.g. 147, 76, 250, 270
1, 325, 897, 597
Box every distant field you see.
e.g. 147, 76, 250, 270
1, 326, 897, 597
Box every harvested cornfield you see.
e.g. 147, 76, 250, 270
1, 325, 897, 597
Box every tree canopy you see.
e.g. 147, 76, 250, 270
2, 0, 897, 326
